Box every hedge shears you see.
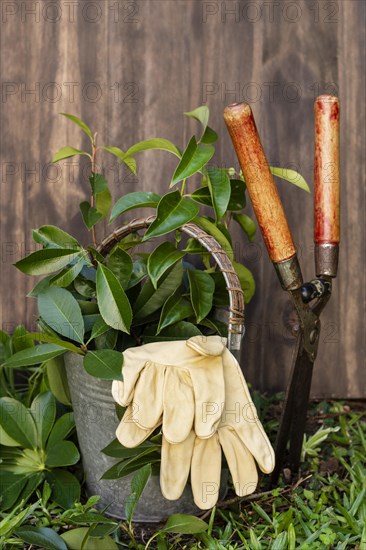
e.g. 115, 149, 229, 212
224, 95, 340, 482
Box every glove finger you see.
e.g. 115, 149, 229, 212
186, 335, 226, 356
222, 349, 275, 474
218, 426, 258, 496
132, 362, 165, 430
115, 405, 160, 447
191, 433, 221, 509
234, 414, 275, 474
162, 368, 194, 444
115, 348, 148, 405
160, 431, 195, 500
190, 358, 225, 439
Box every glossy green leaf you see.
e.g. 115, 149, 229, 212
188, 270, 215, 323
193, 216, 234, 260
126, 258, 148, 289
163, 514, 209, 534
110, 191, 160, 222
38, 287, 85, 343
0, 330, 11, 364
201, 126, 218, 144
206, 167, 231, 220
190, 186, 213, 207
106, 245, 133, 289
11, 325, 34, 353
96, 263, 132, 334
147, 242, 185, 289
158, 290, 194, 333
270, 166, 310, 192
133, 262, 183, 321
27, 276, 52, 298
30, 392, 56, 448
60, 113, 94, 141
15, 249, 81, 276
74, 277, 96, 298
199, 315, 228, 337
77, 301, 99, 315
80, 201, 103, 230
184, 107, 218, 144
0, 397, 37, 448
88, 317, 110, 342
95, 188, 112, 219
24, 333, 81, 354
185, 106, 209, 132
89, 173, 108, 194
143, 191, 199, 241
232, 260, 256, 303
46, 469, 80, 510
101, 146, 137, 175
94, 329, 118, 350
125, 464, 152, 523
61, 527, 118, 549
102, 439, 158, 459
45, 440, 79, 467
15, 526, 68, 550
47, 413, 75, 448
101, 448, 161, 480
144, 321, 202, 343
228, 179, 247, 211
2, 344, 66, 368
233, 213, 257, 241
0, 424, 20, 446
124, 138, 181, 159
83, 350, 123, 380
33, 225, 81, 249
50, 256, 85, 287
171, 136, 215, 186
46, 356, 71, 406
84, 313, 103, 335
0, 472, 28, 510
52, 146, 90, 163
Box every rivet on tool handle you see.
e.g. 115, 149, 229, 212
223, 102, 296, 264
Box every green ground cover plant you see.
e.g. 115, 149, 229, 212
0, 344, 365, 549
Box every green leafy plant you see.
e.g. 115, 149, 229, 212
0, 391, 80, 511
1, 106, 309, 495
5, 106, 308, 373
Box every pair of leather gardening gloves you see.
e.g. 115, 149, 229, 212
112, 335, 275, 510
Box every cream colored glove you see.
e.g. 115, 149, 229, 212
160, 347, 275, 509
111, 336, 227, 448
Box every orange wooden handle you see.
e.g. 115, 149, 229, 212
314, 95, 340, 244
224, 102, 295, 263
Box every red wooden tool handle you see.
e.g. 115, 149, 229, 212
224, 102, 295, 263
314, 95, 340, 244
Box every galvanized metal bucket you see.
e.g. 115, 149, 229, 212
64, 352, 210, 521
65, 218, 244, 521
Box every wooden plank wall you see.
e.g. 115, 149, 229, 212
0, 0, 364, 397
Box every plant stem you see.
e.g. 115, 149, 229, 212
90, 134, 98, 248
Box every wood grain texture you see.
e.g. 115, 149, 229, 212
314, 95, 340, 244
224, 102, 296, 262
0, 0, 364, 397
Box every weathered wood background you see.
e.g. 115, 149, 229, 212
0, 0, 364, 397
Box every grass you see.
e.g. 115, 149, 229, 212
1, 395, 365, 549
